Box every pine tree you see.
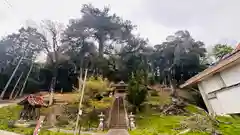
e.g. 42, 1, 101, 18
127, 71, 147, 113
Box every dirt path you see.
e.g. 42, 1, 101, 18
0, 130, 21, 135
48, 128, 105, 135
106, 129, 129, 135
0, 97, 24, 108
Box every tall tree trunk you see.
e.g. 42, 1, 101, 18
19, 62, 34, 97
168, 71, 178, 103
78, 54, 85, 91
78, 68, 83, 91
169, 78, 177, 98
0, 56, 23, 99
9, 72, 24, 99
48, 68, 57, 106
13, 63, 34, 99
143, 56, 148, 84
98, 36, 104, 58
49, 34, 58, 106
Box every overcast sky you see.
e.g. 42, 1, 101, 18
1, 0, 240, 48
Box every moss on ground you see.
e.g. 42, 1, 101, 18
129, 113, 186, 135
130, 103, 240, 135
129, 111, 212, 135
130, 92, 213, 135
185, 104, 206, 115
216, 116, 240, 135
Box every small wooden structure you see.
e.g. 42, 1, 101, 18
18, 94, 48, 121
111, 81, 128, 93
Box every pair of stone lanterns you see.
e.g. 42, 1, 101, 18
97, 112, 135, 131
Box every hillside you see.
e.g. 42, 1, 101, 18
128, 87, 240, 135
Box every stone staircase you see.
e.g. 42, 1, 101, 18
109, 97, 128, 129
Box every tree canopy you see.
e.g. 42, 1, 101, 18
213, 44, 234, 60
0, 4, 210, 98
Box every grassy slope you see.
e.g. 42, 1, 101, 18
217, 116, 240, 135
129, 111, 209, 135
130, 113, 186, 135
0, 105, 90, 135
130, 92, 240, 135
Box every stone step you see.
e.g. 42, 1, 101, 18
106, 129, 129, 135
109, 97, 127, 129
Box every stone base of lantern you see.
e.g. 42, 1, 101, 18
98, 121, 104, 131
130, 121, 136, 130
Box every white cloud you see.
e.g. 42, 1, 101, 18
141, 0, 240, 46
1, 0, 240, 47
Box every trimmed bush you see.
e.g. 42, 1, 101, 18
85, 76, 111, 98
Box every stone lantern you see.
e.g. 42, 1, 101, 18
128, 112, 135, 130
98, 112, 105, 131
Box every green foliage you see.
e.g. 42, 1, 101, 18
0, 105, 75, 135
87, 97, 113, 112
130, 103, 218, 135
152, 30, 207, 86
0, 3, 210, 96
127, 72, 147, 113
85, 76, 111, 98
57, 96, 113, 129
216, 116, 240, 135
0, 105, 22, 121
149, 90, 159, 96
130, 113, 186, 135
213, 44, 234, 59
39, 131, 74, 135
185, 104, 206, 115
146, 95, 171, 106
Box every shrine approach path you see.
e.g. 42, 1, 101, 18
106, 95, 129, 135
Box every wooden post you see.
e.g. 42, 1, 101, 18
74, 69, 88, 135
33, 116, 45, 135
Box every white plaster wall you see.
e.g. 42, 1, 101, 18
198, 83, 214, 114
216, 86, 240, 114
201, 74, 225, 94
220, 63, 240, 87
198, 63, 240, 115
209, 98, 224, 115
